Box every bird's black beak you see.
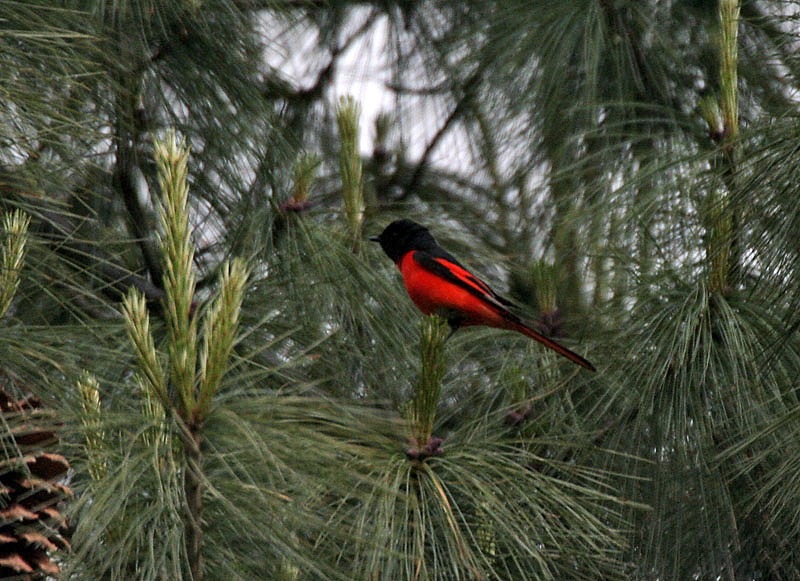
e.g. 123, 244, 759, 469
368, 235, 381, 242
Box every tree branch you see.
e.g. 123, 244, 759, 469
396, 73, 480, 201
37, 206, 166, 310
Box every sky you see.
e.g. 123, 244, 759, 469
258, 8, 472, 169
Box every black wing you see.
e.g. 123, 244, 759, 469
412, 250, 522, 323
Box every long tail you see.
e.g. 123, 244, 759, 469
510, 320, 596, 371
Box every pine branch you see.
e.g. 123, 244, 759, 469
704, 0, 741, 294
0, 210, 30, 321
405, 314, 448, 459
37, 205, 167, 309
197, 259, 248, 418
337, 96, 365, 251
398, 73, 481, 201
154, 131, 199, 418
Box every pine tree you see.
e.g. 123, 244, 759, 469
4, 0, 800, 579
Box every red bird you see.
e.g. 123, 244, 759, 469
370, 219, 595, 371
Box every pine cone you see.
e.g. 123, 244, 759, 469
0, 389, 71, 579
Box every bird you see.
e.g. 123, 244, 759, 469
370, 219, 595, 371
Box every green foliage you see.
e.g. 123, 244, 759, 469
337, 95, 365, 251
155, 132, 200, 415
0, 210, 30, 321
719, 0, 740, 138
4, 0, 800, 579
324, 427, 631, 580
407, 314, 449, 445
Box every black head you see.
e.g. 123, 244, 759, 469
369, 219, 438, 263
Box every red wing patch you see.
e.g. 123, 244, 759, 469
410, 251, 521, 324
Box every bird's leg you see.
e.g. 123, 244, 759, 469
445, 325, 459, 342
434, 307, 466, 342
